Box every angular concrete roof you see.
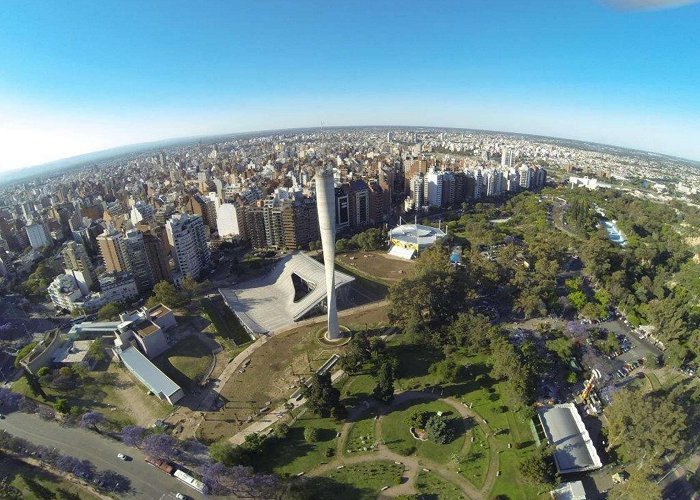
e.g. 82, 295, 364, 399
538, 403, 602, 474
219, 252, 354, 335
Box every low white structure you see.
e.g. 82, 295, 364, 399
48, 273, 85, 312
220, 252, 354, 336
388, 223, 446, 259
551, 481, 587, 500
52, 339, 95, 367
117, 345, 183, 404
538, 403, 602, 474
98, 272, 140, 303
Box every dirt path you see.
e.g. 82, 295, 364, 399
310, 389, 501, 499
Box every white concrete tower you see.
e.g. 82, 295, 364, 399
315, 168, 340, 340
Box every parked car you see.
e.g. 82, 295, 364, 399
117, 453, 129, 461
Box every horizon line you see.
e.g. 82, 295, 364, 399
2, 124, 698, 182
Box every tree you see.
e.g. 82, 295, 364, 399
388, 246, 468, 331
85, 337, 106, 363
406, 410, 431, 429
120, 425, 145, 447
519, 446, 556, 485
142, 433, 177, 459
608, 466, 662, 500
97, 302, 125, 321
304, 426, 320, 443
372, 361, 395, 402
447, 312, 496, 353
605, 386, 686, 469
14, 341, 38, 367
425, 414, 455, 444
429, 358, 465, 384
209, 440, 236, 465
79, 411, 105, 433
199, 461, 281, 498
146, 281, 184, 308
306, 373, 341, 418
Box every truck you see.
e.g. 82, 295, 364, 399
144, 456, 175, 475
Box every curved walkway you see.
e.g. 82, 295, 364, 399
310, 389, 500, 500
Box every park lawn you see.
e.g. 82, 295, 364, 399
1, 456, 100, 500
415, 470, 467, 500
199, 297, 252, 346
345, 417, 377, 454
251, 412, 340, 476
341, 372, 376, 401
318, 461, 404, 500
451, 355, 545, 499
456, 425, 489, 488
387, 339, 442, 391
381, 400, 466, 463
153, 335, 213, 389
645, 371, 661, 390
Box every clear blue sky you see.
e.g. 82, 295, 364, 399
1, 0, 699, 172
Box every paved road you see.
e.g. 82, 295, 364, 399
0, 412, 206, 500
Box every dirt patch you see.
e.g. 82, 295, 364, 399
199, 304, 390, 442
104, 364, 172, 427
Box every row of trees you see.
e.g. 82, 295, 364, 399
0, 429, 130, 493
335, 227, 388, 253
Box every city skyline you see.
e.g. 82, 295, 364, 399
2, 0, 700, 175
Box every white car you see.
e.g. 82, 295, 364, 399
117, 453, 129, 461
175, 494, 188, 500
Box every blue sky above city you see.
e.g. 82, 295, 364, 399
1, 0, 699, 173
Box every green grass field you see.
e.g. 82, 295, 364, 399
381, 400, 466, 463
0, 456, 100, 500
456, 425, 489, 488
345, 417, 377, 454
153, 335, 213, 389
318, 461, 404, 500
251, 413, 339, 476
415, 470, 466, 500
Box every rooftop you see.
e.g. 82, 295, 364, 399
132, 319, 160, 337
148, 304, 172, 320
118, 346, 181, 399
219, 252, 354, 335
52, 340, 93, 364
538, 403, 602, 474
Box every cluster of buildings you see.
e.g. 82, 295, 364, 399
406, 163, 547, 211
0, 128, 558, 315
21, 303, 184, 405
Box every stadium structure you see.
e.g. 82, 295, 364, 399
388, 218, 446, 259
219, 252, 354, 337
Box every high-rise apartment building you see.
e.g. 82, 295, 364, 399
97, 227, 128, 273
166, 213, 211, 280
519, 165, 532, 189
62, 241, 96, 291
123, 229, 156, 293
424, 169, 443, 207
26, 221, 50, 249
143, 232, 171, 283
281, 198, 320, 250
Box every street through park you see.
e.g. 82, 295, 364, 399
0, 411, 207, 500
